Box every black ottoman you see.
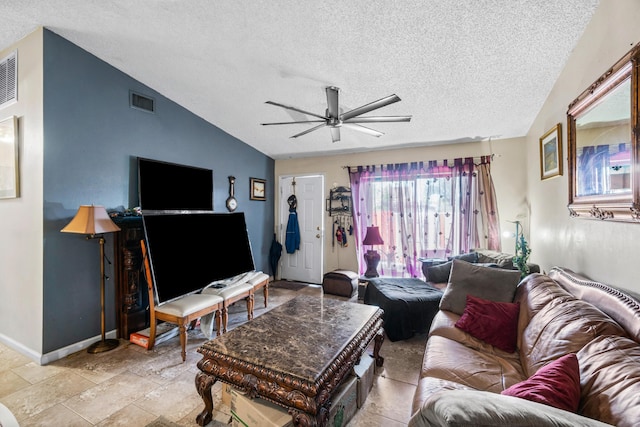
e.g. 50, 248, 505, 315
363, 277, 443, 341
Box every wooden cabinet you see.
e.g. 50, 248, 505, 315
112, 216, 149, 338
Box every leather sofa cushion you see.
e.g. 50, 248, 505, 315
439, 260, 521, 315
429, 310, 522, 359
516, 275, 626, 377
420, 335, 525, 393
408, 389, 611, 427
578, 335, 640, 427
411, 377, 473, 417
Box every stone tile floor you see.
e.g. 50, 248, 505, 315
0, 283, 427, 426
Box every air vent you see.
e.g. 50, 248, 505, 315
0, 51, 17, 107
130, 91, 155, 113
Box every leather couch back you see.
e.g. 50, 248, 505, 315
549, 267, 640, 344
518, 270, 640, 426
515, 273, 626, 377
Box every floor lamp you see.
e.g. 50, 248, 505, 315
61, 205, 121, 353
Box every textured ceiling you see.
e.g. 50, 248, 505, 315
1, 1, 599, 159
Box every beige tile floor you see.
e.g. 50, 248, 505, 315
0, 283, 426, 426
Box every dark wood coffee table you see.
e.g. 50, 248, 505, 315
195, 294, 384, 426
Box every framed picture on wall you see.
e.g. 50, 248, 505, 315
250, 177, 266, 201
539, 123, 563, 180
0, 116, 19, 199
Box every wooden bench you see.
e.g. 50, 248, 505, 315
141, 240, 224, 362
202, 272, 270, 332
248, 272, 270, 307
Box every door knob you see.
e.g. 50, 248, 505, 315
316, 234, 321, 238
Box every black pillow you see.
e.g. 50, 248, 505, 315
448, 252, 479, 263
427, 261, 453, 283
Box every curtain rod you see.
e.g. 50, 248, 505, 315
342, 153, 494, 169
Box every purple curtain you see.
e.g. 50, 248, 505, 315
349, 157, 501, 278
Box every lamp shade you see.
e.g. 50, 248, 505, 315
61, 205, 121, 235
362, 226, 384, 246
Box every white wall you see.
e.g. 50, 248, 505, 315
0, 28, 44, 357
527, 0, 640, 290
275, 137, 527, 276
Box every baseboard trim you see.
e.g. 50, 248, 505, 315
41, 330, 118, 365
0, 329, 118, 365
0, 332, 41, 364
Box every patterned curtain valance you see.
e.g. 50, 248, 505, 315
346, 155, 492, 174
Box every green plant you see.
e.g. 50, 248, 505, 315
513, 234, 531, 278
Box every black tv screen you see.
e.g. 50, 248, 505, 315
143, 212, 256, 303
138, 157, 213, 212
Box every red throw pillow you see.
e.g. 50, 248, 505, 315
455, 294, 520, 353
501, 353, 581, 413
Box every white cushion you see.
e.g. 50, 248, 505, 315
248, 272, 269, 287
202, 282, 253, 300
156, 294, 223, 317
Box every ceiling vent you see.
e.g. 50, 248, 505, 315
0, 51, 17, 108
130, 91, 155, 113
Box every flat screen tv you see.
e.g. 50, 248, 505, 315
138, 157, 213, 212
143, 212, 255, 304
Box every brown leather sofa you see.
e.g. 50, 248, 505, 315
409, 267, 640, 427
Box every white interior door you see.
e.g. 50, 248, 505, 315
278, 175, 324, 284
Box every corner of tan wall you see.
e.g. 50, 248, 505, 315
525, 1, 640, 291
275, 138, 528, 276
0, 27, 45, 356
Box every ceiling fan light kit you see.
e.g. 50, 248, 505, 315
262, 86, 411, 143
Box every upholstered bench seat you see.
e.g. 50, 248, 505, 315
203, 282, 254, 333
204, 282, 253, 300
156, 294, 224, 317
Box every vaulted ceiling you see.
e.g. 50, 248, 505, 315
1, 1, 600, 159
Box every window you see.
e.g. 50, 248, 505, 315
350, 158, 498, 277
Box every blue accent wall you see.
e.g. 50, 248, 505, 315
42, 30, 274, 353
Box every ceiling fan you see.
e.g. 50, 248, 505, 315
261, 86, 412, 143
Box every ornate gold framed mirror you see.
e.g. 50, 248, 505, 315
567, 44, 640, 222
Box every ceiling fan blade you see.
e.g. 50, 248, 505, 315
290, 123, 326, 139
342, 123, 384, 137
343, 115, 412, 124
340, 94, 401, 121
330, 127, 340, 143
265, 101, 327, 120
261, 120, 325, 126
326, 86, 340, 118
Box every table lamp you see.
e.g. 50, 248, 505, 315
61, 205, 121, 353
363, 226, 384, 278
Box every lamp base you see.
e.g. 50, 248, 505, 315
364, 250, 381, 278
87, 338, 119, 354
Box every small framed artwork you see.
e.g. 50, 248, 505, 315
250, 177, 266, 201
540, 123, 563, 180
0, 116, 19, 199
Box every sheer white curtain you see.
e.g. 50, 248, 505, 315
349, 157, 500, 277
